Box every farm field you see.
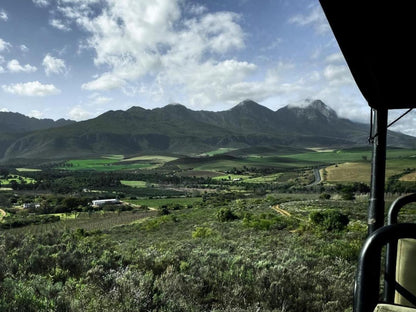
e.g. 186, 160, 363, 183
0, 174, 36, 186
322, 158, 416, 184
62, 158, 153, 171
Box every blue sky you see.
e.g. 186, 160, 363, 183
0, 0, 414, 136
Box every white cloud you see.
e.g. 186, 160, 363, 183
88, 93, 112, 104
325, 52, 344, 64
389, 111, 416, 137
0, 66, 4, 73
68, 105, 91, 121
289, 5, 330, 35
0, 10, 8, 21
0, 108, 9, 112
32, 0, 50, 7
57, 0, 259, 105
49, 19, 71, 31
81, 73, 126, 91
0, 38, 11, 52
20, 44, 29, 52
29, 110, 44, 119
323, 64, 354, 86
2, 81, 61, 96
43, 54, 67, 75
7, 59, 37, 73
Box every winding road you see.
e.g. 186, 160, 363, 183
308, 168, 322, 186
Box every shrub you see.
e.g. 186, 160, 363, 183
216, 207, 238, 222
243, 213, 290, 230
192, 226, 215, 238
309, 209, 349, 231
319, 193, 331, 200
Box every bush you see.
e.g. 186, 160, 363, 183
216, 207, 238, 222
309, 209, 349, 231
319, 193, 331, 200
192, 226, 215, 238
243, 212, 290, 230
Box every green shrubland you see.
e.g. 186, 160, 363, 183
0, 194, 365, 311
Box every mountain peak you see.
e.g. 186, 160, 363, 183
287, 99, 337, 119
230, 99, 272, 113
236, 99, 259, 107
164, 103, 188, 110
308, 100, 337, 119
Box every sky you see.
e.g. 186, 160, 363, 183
0, 0, 415, 136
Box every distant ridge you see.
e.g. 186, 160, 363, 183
0, 111, 75, 133
0, 111, 75, 158
1, 99, 415, 160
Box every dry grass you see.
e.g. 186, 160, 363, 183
324, 162, 371, 183
400, 172, 416, 182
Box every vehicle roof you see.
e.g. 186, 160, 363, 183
319, 1, 416, 110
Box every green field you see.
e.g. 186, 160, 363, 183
16, 168, 42, 172
199, 147, 238, 156
62, 158, 153, 171
0, 174, 36, 186
61, 154, 180, 171
121, 155, 178, 163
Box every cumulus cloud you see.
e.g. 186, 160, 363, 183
0, 38, 11, 52
7, 59, 37, 73
81, 73, 126, 91
2, 81, 61, 96
42, 54, 67, 75
0, 10, 8, 21
68, 105, 91, 121
56, 0, 271, 107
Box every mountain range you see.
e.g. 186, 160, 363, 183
1, 99, 415, 160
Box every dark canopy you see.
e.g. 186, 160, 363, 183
319, 1, 416, 110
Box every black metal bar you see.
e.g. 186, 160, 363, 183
354, 224, 416, 312
384, 193, 416, 302
387, 193, 416, 225
368, 108, 388, 235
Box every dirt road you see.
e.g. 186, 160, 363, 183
271, 205, 291, 217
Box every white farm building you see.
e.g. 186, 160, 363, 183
92, 199, 120, 207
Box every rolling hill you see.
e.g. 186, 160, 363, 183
1, 100, 415, 160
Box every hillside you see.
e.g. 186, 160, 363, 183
1, 100, 415, 160
0, 112, 75, 158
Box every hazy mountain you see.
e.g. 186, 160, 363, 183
0, 112, 75, 158
1, 100, 415, 160
0, 111, 75, 133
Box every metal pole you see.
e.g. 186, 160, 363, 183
368, 108, 388, 235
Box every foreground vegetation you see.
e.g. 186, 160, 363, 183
1, 194, 366, 311
0, 146, 416, 311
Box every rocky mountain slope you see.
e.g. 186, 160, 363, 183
1, 100, 414, 160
